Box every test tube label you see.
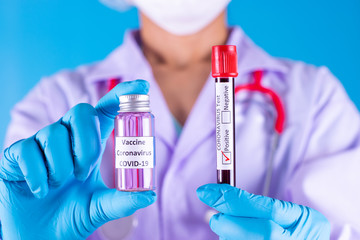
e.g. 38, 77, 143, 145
215, 82, 235, 170
115, 136, 155, 169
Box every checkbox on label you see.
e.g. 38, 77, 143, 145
221, 111, 231, 124
222, 152, 231, 164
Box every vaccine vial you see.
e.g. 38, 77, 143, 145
114, 94, 155, 191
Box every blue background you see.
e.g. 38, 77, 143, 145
1, 0, 360, 150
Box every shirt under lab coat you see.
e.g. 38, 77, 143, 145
4, 27, 360, 239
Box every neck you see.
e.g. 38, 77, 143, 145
139, 12, 229, 69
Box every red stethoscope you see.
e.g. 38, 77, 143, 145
235, 70, 285, 134
107, 70, 285, 195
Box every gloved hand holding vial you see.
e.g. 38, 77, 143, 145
0, 80, 156, 240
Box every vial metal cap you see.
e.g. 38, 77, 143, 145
118, 94, 151, 112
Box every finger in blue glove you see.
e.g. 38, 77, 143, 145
95, 79, 149, 143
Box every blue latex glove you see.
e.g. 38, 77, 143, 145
197, 184, 330, 240
0, 80, 156, 240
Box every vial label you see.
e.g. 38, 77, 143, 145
215, 82, 235, 170
115, 136, 154, 169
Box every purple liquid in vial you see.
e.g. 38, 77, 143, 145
115, 95, 155, 191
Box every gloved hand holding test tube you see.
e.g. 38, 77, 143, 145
197, 46, 330, 239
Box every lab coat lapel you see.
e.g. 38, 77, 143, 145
121, 63, 178, 150
171, 74, 215, 163
147, 75, 178, 150
86, 31, 177, 150
122, 55, 178, 151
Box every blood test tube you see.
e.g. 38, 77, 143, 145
212, 45, 238, 186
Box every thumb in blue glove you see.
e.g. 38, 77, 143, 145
0, 79, 156, 240
197, 184, 330, 240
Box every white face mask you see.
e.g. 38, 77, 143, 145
100, 0, 231, 36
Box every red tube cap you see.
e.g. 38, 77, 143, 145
212, 45, 238, 78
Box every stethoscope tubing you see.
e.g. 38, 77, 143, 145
234, 70, 285, 196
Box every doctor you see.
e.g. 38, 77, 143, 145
1, 0, 360, 239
